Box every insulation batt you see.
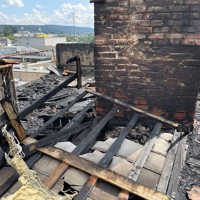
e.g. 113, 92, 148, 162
2, 155, 72, 200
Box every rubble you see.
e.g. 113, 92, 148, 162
0, 63, 191, 200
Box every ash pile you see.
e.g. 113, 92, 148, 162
16, 73, 95, 138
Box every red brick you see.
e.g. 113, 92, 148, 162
149, 33, 164, 39
174, 112, 187, 120
166, 34, 184, 39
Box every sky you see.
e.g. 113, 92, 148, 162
0, 0, 94, 27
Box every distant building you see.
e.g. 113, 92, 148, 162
0, 46, 39, 56
14, 31, 33, 37
15, 37, 66, 49
0, 37, 12, 47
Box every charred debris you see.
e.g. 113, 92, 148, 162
0, 57, 197, 200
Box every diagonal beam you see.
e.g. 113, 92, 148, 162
37, 91, 87, 134
86, 89, 179, 128
43, 106, 117, 189
18, 74, 77, 120
74, 113, 139, 200
22, 137, 169, 200
118, 122, 163, 200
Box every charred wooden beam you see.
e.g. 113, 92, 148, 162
74, 113, 139, 200
44, 106, 118, 189
0, 153, 42, 198
66, 56, 82, 89
73, 106, 118, 155
27, 102, 94, 152
2, 101, 26, 141
129, 122, 163, 181
23, 137, 169, 200
0, 147, 4, 168
90, 0, 105, 3
119, 122, 163, 200
86, 89, 180, 128
157, 130, 179, 193
37, 91, 88, 134
18, 74, 77, 120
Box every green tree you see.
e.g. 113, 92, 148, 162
3, 25, 17, 37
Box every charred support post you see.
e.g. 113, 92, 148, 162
44, 106, 118, 189
74, 113, 139, 200
37, 91, 88, 134
18, 74, 77, 120
66, 56, 82, 89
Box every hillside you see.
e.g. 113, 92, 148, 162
0, 25, 94, 34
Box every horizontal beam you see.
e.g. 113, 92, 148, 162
90, 0, 105, 3
86, 89, 179, 128
18, 74, 77, 119
23, 137, 169, 200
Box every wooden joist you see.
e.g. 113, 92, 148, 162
27, 102, 94, 152
118, 122, 163, 200
2, 101, 26, 141
86, 89, 180, 128
22, 137, 169, 200
128, 122, 163, 182
43, 106, 118, 189
18, 74, 77, 120
37, 91, 88, 134
166, 139, 186, 200
157, 130, 179, 193
74, 113, 139, 200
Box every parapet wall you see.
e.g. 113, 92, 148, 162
56, 43, 94, 72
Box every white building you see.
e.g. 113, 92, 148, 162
15, 37, 66, 49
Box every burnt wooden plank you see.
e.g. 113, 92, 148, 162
0, 147, 4, 168
23, 137, 169, 200
157, 130, 179, 193
86, 89, 179, 128
118, 122, 162, 200
27, 102, 94, 153
44, 106, 117, 189
74, 113, 139, 200
2, 101, 26, 141
73, 106, 118, 155
37, 91, 87, 133
18, 74, 77, 119
166, 138, 186, 200
128, 122, 163, 182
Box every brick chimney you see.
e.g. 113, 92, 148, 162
92, 0, 200, 123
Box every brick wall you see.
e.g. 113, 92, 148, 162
93, 0, 200, 123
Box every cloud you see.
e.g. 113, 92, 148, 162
36, 4, 42, 9
0, 12, 8, 23
0, 9, 50, 25
54, 3, 94, 27
22, 8, 50, 25
2, 0, 24, 7
0, 2, 94, 27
